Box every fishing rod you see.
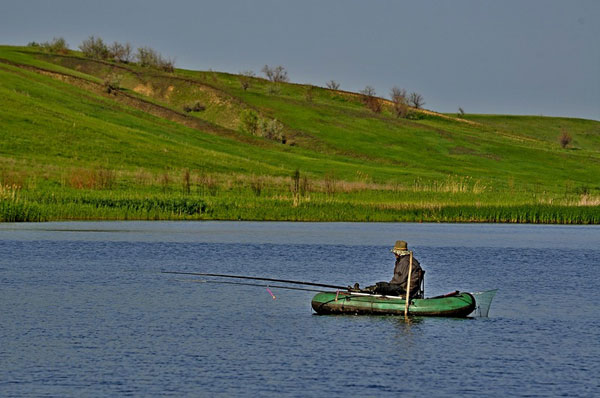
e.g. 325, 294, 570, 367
179, 279, 326, 293
161, 271, 349, 290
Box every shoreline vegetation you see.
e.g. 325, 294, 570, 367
1, 40, 599, 224
2, 175, 599, 223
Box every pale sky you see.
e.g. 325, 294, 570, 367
1, 0, 599, 120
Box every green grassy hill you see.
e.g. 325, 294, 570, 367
1, 45, 599, 222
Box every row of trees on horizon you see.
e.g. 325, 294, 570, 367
29, 36, 175, 72
29, 36, 427, 116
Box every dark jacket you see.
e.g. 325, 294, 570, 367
390, 254, 424, 298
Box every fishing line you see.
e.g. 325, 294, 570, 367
161, 270, 348, 290
176, 278, 327, 293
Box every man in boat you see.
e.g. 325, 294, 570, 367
363, 240, 425, 298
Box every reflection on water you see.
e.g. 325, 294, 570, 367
0, 222, 599, 397
392, 316, 424, 344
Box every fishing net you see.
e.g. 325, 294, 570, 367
469, 289, 498, 317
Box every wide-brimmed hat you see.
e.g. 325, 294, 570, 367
391, 240, 408, 254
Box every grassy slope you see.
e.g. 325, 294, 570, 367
1, 45, 599, 222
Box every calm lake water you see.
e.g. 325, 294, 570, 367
1, 222, 599, 397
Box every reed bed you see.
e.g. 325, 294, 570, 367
0, 184, 45, 221
3, 183, 599, 223
2, 165, 599, 223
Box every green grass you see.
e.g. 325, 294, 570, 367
1, 45, 599, 223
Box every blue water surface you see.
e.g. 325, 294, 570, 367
0, 222, 598, 397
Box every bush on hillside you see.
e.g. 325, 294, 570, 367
390, 86, 408, 118
109, 41, 133, 63
239, 109, 259, 135
103, 73, 122, 94
360, 86, 382, 113
239, 110, 286, 143
183, 101, 205, 113
262, 65, 289, 82
559, 129, 572, 149
79, 36, 133, 63
239, 70, 255, 90
136, 46, 175, 72
136, 46, 159, 67
259, 118, 285, 143
405, 111, 424, 120
79, 36, 109, 59
41, 37, 69, 54
326, 80, 340, 90
408, 92, 425, 109
360, 86, 376, 98
159, 57, 175, 73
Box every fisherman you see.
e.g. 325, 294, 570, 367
363, 240, 425, 298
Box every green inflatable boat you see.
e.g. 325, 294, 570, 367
311, 290, 477, 317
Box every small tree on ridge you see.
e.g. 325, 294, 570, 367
390, 86, 408, 118
79, 36, 109, 59
408, 92, 425, 109
360, 86, 381, 113
262, 65, 289, 82
326, 80, 340, 90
